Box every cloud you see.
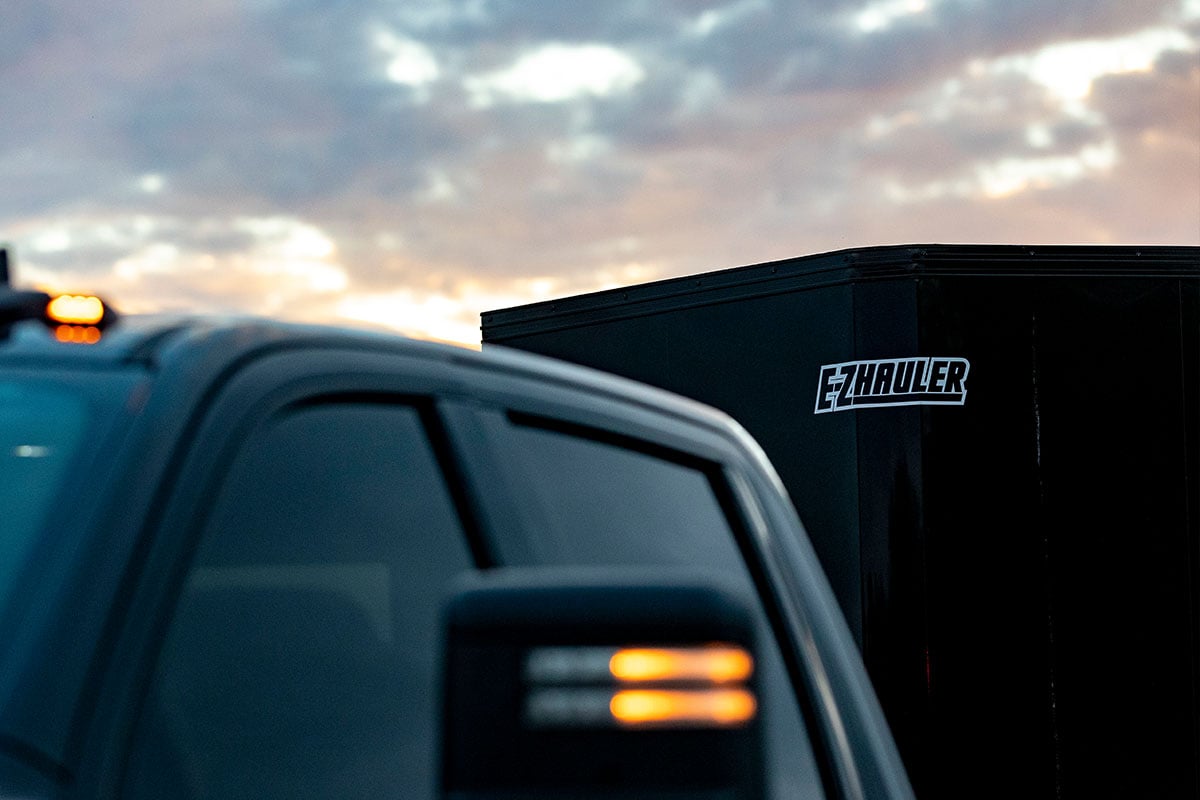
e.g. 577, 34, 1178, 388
373, 27, 441, 90
1092, 46, 1200, 134
987, 25, 1194, 104
848, 15, 1196, 209
0, 1, 54, 70
1, 0, 1196, 347
464, 43, 645, 106
672, 0, 1182, 94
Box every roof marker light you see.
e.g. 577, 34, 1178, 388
46, 294, 107, 326
1, 250, 118, 343
54, 325, 102, 344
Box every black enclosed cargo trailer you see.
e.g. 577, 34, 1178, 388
481, 244, 1200, 800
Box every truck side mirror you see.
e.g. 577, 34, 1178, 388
440, 569, 765, 800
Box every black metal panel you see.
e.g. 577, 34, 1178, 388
850, 278, 930, 794
909, 273, 1200, 799
482, 245, 1200, 800
1030, 277, 1196, 798
917, 276, 1062, 798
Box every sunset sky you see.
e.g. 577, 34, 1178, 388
3, 0, 1198, 345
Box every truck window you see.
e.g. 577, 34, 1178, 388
492, 419, 828, 800
122, 402, 473, 800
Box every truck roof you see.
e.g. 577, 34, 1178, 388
0, 312, 740, 438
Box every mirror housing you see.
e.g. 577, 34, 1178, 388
441, 569, 765, 800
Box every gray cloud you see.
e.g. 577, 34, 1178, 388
1092, 46, 1200, 135
679, 0, 1180, 94
0, 2, 55, 70
1, 0, 1196, 343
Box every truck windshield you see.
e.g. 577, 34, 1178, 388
0, 369, 141, 665
0, 362, 148, 771
0, 382, 91, 602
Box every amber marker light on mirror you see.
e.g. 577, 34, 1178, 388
609, 688, 758, 728
609, 645, 754, 684
523, 643, 758, 730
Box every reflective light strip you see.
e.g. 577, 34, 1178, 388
610, 688, 757, 728
609, 646, 754, 684
526, 647, 615, 684
526, 688, 615, 727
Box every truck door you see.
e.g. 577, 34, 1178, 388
118, 391, 477, 799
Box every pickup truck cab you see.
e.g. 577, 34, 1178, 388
0, 279, 913, 799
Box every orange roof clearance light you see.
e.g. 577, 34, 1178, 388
55, 325, 102, 344
46, 294, 106, 326
609, 645, 754, 684
609, 688, 757, 728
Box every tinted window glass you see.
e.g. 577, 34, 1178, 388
124, 403, 473, 800
500, 423, 734, 565
497, 422, 827, 800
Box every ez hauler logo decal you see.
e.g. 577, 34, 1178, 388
815, 357, 970, 414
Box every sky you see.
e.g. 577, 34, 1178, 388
3, 0, 1198, 346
